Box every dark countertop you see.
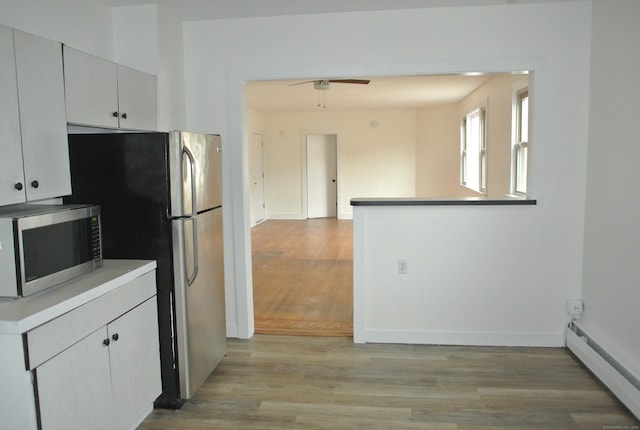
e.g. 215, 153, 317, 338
350, 197, 536, 206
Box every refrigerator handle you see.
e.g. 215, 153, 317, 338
182, 145, 199, 285
185, 217, 199, 286
183, 145, 198, 217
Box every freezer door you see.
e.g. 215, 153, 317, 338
169, 131, 222, 217
172, 207, 226, 399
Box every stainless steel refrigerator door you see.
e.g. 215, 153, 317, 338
172, 207, 226, 399
168, 131, 222, 217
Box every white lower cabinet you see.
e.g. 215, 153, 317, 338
37, 327, 114, 430
109, 298, 162, 430
0, 266, 161, 430
36, 297, 161, 430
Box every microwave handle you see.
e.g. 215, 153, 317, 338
182, 146, 199, 285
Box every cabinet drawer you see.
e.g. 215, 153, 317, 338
24, 271, 156, 369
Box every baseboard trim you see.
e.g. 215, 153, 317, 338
266, 213, 305, 220
355, 329, 563, 347
226, 323, 238, 338
566, 323, 640, 420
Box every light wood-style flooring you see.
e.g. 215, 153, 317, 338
137, 335, 639, 429
251, 219, 353, 336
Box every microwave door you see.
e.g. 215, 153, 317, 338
19, 210, 102, 297
0, 204, 102, 298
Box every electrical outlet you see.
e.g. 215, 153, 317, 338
567, 299, 583, 319
398, 259, 408, 275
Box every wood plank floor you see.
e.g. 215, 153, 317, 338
137, 335, 639, 429
251, 219, 353, 336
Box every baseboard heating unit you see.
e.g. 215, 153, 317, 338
566, 322, 640, 420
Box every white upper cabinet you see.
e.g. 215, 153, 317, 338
14, 30, 71, 202
0, 26, 70, 206
63, 46, 119, 129
116, 64, 158, 132
0, 25, 24, 206
64, 46, 157, 131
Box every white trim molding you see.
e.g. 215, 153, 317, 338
566, 323, 640, 420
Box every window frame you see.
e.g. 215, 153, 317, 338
511, 84, 530, 196
460, 104, 487, 195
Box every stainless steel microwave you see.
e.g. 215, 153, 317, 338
0, 204, 103, 298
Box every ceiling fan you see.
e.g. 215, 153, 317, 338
288, 78, 370, 109
289, 79, 371, 90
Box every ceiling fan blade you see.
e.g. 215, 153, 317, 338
288, 80, 316, 86
288, 79, 370, 87
328, 79, 370, 84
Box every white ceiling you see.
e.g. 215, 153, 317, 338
100, 0, 583, 21
246, 75, 497, 112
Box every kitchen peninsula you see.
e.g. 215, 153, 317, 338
350, 196, 548, 347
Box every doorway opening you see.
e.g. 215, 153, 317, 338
250, 130, 351, 337
251, 218, 353, 336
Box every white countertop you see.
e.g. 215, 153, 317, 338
0, 259, 156, 334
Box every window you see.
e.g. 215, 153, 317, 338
512, 88, 529, 195
460, 106, 487, 194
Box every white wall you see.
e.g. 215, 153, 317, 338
0, 0, 113, 59
353, 204, 564, 345
415, 104, 462, 197
247, 108, 267, 134
183, 1, 592, 339
156, 6, 186, 131
261, 109, 416, 219
112, 5, 159, 75
581, 0, 640, 380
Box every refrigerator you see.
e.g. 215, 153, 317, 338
64, 131, 226, 408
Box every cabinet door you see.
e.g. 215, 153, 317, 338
14, 30, 70, 201
36, 327, 114, 430
109, 297, 162, 430
117, 64, 157, 131
64, 46, 119, 128
0, 25, 26, 205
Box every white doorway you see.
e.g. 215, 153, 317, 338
306, 134, 337, 218
250, 133, 266, 225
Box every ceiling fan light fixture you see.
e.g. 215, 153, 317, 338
314, 80, 330, 91
317, 89, 327, 109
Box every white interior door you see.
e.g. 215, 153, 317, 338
251, 133, 266, 225
307, 134, 337, 218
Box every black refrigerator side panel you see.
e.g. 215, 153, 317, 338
65, 133, 183, 407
